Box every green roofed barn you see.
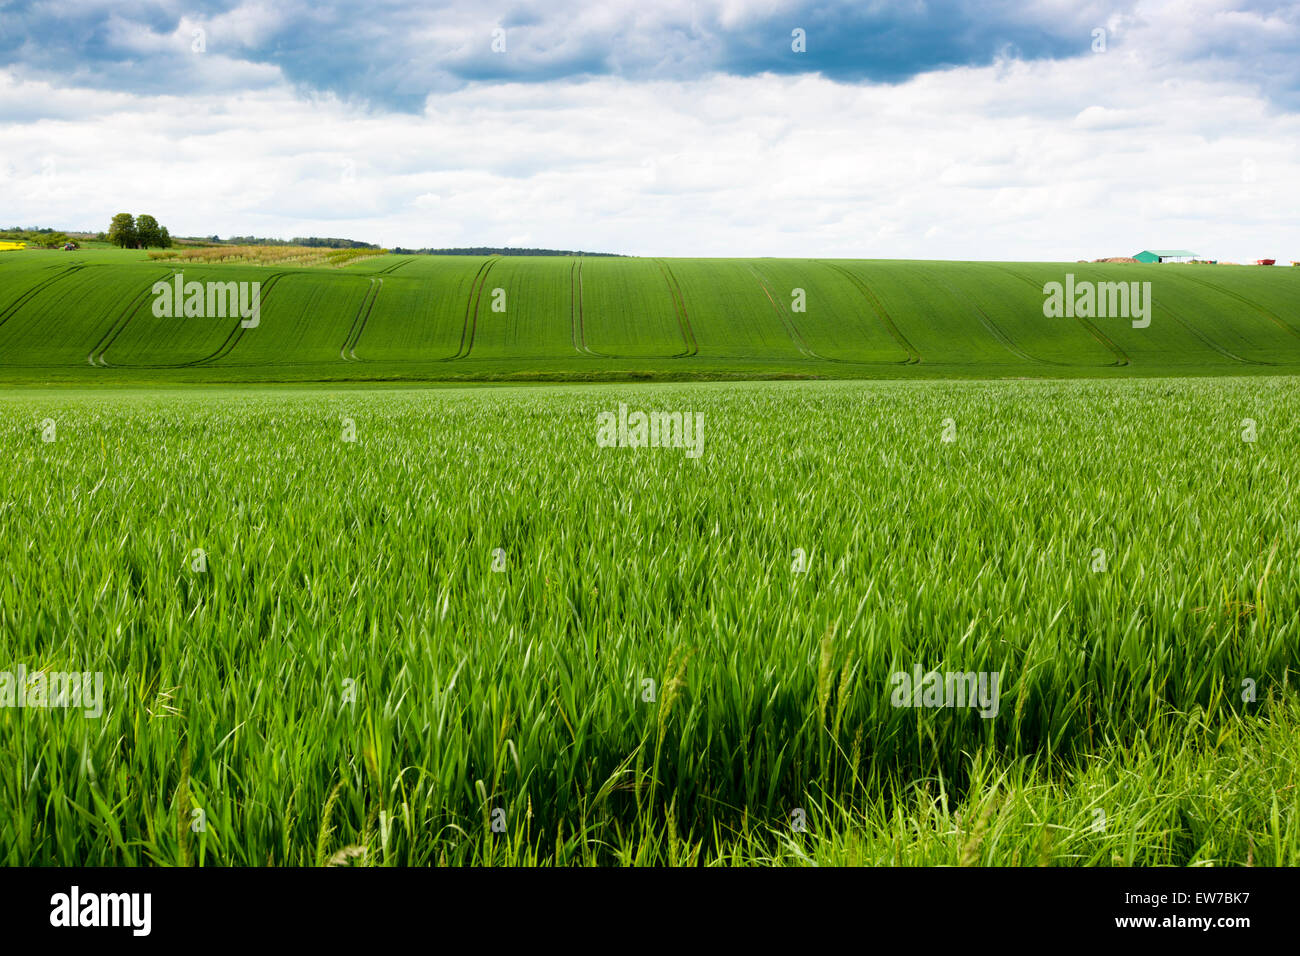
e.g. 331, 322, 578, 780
1134, 249, 1200, 263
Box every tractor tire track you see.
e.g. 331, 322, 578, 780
340, 277, 383, 360
0, 265, 85, 331
186, 272, 287, 367
816, 261, 920, 364
654, 259, 698, 357
1002, 265, 1262, 366
570, 258, 608, 356
88, 270, 173, 366
1175, 271, 1300, 343
930, 273, 1059, 366
102, 273, 287, 368
569, 258, 583, 354
442, 256, 499, 361
1154, 304, 1269, 365
750, 266, 837, 361
997, 266, 1129, 366
571, 258, 693, 359
374, 257, 414, 275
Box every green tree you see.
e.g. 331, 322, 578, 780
136, 215, 162, 249
158, 226, 173, 249
108, 214, 137, 249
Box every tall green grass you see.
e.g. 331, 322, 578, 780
0, 378, 1295, 864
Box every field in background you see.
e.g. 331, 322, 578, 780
0, 248, 1297, 383
148, 245, 388, 268
1, 378, 1296, 865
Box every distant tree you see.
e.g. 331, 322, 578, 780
136, 215, 162, 249
391, 246, 625, 257
108, 214, 137, 249
158, 226, 172, 248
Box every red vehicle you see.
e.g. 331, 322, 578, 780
1256, 258, 1276, 265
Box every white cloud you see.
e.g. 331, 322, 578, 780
1, 34, 1297, 261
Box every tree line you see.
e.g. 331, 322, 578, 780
215, 236, 379, 249
389, 246, 625, 256
0, 227, 77, 248
108, 214, 173, 249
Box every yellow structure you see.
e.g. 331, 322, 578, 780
0, 241, 27, 251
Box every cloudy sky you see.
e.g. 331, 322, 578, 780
1, 0, 1297, 260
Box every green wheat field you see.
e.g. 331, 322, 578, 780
1, 248, 1297, 865
1, 375, 1297, 865
2, 248, 1299, 381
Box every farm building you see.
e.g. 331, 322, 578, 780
1133, 249, 1201, 263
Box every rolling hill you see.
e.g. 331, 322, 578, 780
0, 248, 1296, 382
